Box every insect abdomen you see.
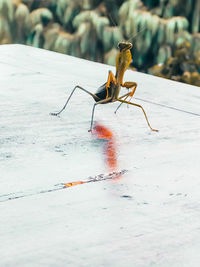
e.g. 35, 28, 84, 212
95, 83, 107, 101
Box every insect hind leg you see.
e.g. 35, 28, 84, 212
50, 85, 100, 116
117, 99, 158, 132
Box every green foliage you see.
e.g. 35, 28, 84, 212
0, 0, 199, 86
149, 42, 200, 86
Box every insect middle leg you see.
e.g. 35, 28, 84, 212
51, 85, 100, 116
89, 97, 113, 132
114, 82, 137, 113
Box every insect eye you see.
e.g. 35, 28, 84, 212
118, 43, 124, 51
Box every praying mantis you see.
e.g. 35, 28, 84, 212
51, 41, 158, 132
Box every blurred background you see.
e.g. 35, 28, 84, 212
0, 0, 199, 86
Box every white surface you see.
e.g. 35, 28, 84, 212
0, 44, 200, 267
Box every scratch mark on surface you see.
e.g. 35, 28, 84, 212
0, 170, 128, 202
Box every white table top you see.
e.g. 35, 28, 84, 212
0, 44, 200, 267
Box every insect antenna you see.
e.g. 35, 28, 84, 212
108, 13, 118, 27
107, 12, 146, 45
126, 26, 146, 43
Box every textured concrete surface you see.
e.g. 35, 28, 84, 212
0, 45, 200, 267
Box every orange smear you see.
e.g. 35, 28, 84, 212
64, 181, 85, 188
63, 123, 121, 188
93, 123, 113, 140
106, 141, 117, 170
93, 123, 118, 172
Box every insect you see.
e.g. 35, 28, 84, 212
51, 41, 158, 132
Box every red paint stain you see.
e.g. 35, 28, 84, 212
93, 123, 119, 178
64, 181, 86, 188
64, 123, 122, 188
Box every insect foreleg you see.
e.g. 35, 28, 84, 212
106, 71, 116, 98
